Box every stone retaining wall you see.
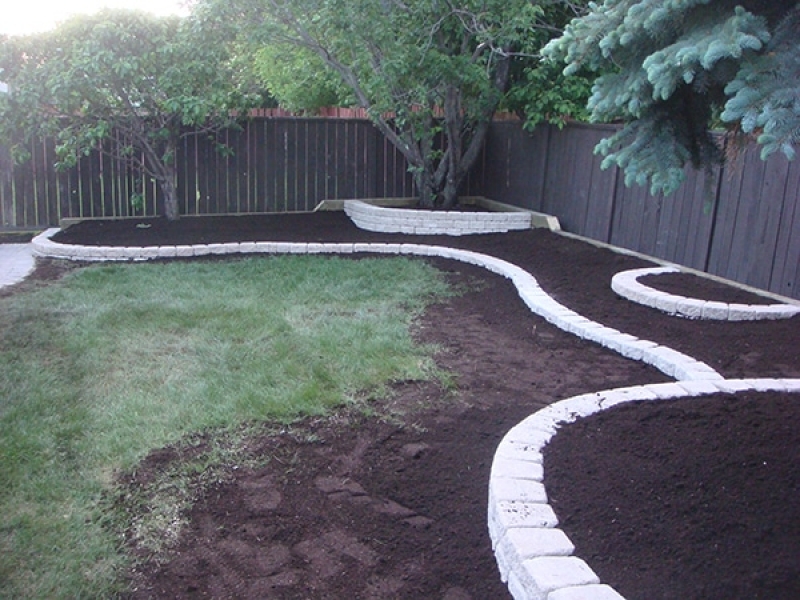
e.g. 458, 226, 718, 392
343, 199, 534, 235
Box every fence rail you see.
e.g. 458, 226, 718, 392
1, 117, 798, 299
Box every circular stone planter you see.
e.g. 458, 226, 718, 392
343, 199, 536, 235
610, 267, 800, 321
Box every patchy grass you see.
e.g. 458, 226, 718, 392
0, 255, 451, 598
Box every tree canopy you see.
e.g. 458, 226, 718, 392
544, 0, 800, 195
197, 0, 582, 209
0, 10, 260, 220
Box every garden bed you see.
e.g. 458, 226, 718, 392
17, 211, 800, 599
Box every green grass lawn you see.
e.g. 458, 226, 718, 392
0, 255, 452, 598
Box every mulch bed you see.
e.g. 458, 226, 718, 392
9, 212, 799, 599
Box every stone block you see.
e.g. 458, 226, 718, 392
490, 478, 548, 504
491, 457, 545, 482
547, 584, 626, 600
520, 556, 600, 597
491, 500, 559, 532
701, 301, 729, 320
676, 298, 706, 319
500, 527, 575, 562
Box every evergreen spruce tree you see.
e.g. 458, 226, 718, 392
544, 1, 799, 195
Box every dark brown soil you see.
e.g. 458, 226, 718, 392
545, 391, 800, 600
18, 212, 800, 599
638, 271, 776, 305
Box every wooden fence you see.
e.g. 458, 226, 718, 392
0, 118, 427, 225
1, 117, 798, 299
481, 121, 800, 300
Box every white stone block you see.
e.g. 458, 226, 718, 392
491, 457, 545, 482
251, 241, 272, 253
575, 323, 615, 344
676, 298, 706, 319
710, 379, 754, 393
103, 246, 129, 260
547, 584, 626, 600
137, 246, 163, 259
495, 440, 546, 464
400, 243, 427, 255
597, 385, 659, 409
653, 292, 680, 314
501, 527, 575, 562
726, 303, 759, 321
673, 362, 723, 382
748, 378, 789, 392
507, 569, 527, 600
554, 393, 606, 421
600, 332, 640, 354
757, 304, 800, 320
617, 338, 658, 362
646, 382, 692, 399
521, 557, 600, 597
490, 478, 548, 504
492, 500, 559, 531
676, 380, 724, 396
207, 243, 228, 255
495, 441, 544, 464
701, 301, 729, 319
642, 345, 693, 377
780, 379, 800, 392
515, 412, 562, 436
502, 426, 553, 448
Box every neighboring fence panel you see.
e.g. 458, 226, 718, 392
0, 118, 415, 227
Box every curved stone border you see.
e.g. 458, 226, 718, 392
343, 199, 534, 235
488, 378, 800, 600
611, 267, 800, 321
32, 229, 722, 383
29, 227, 794, 599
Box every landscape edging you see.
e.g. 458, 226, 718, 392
343, 199, 536, 235
488, 379, 800, 600
31, 229, 722, 384
33, 226, 781, 600
611, 267, 800, 321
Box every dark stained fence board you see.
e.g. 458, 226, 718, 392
707, 162, 745, 278
178, 134, 193, 215
733, 151, 792, 290
719, 151, 785, 287
482, 122, 548, 211
580, 132, 617, 241
769, 158, 800, 296
669, 168, 719, 270
340, 121, 357, 201
306, 120, 325, 205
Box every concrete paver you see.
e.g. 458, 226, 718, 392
0, 244, 35, 290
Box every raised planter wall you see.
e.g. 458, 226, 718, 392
342, 198, 557, 236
